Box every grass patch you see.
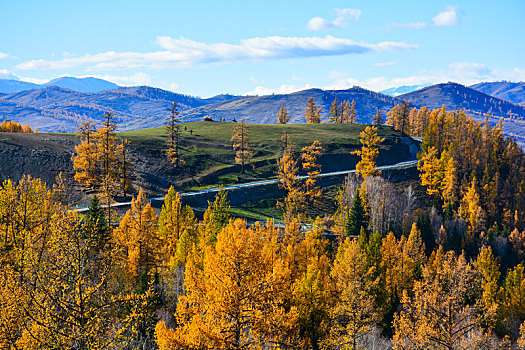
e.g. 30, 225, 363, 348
121, 121, 406, 190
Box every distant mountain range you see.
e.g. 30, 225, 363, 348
399, 82, 524, 118
0, 76, 120, 93
0, 79, 41, 93
179, 87, 400, 124
0, 85, 241, 131
470, 81, 525, 106
0, 76, 524, 143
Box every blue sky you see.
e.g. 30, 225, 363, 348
1, 0, 524, 97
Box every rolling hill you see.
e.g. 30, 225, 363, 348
42, 76, 120, 92
470, 81, 525, 106
0, 76, 120, 94
0, 85, 400, 131
399, 82, 525, 143
1, 81, 525, 143
0, 86, 239, 131
399, 83, 525, 117
0, 79, 41, 93
178, 87, 401, 124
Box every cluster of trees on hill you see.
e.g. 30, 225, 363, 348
1, 98, 525, 348
0, 119, 36, 133
72, 113, 134, 219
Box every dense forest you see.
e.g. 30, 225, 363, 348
0, 119, 35, 133
1, 101, 525, 349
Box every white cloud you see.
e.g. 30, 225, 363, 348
169, 82, 179, 91
307, 17, 331, 31
433, 6, 459, 26
17, 35, 417, 71
0, 69, 20, 80
307, 8, 361, 31
326, 62, 524, 92
0, 52, 8, 59
509, 68, 525, 81
373, 61, 397, 67
91, 72, 152, 86
386, 22, 427, 30
18, 76, 49, 84
325, 73, 437, 92
448, 62, 492, 80
333, 8, 362, 26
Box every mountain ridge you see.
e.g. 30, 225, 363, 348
0, 76, 120, 94
42, 77, 120, 92
470, 81, 525, 106
0, 81, 524, 144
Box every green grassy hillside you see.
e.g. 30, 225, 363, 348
123, 121, 416, 190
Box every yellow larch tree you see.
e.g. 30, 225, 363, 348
386, 101, 410, 134
379, 232, 405, 318
475, 246, 502, 330
305, 97, 321, 124
459, 177, 485, 233
372, 108, 383, 125
158, 186, 197, 310
73, 120, 99, 187
353, 125, 385, 179
325, 237, 379, 350
73, 112, 129, 223
231, 119, 253, 173
301, 140, 323, 212
341, 100, 350, 123
277, 103, 290, 124
113, 188, 160, 286
418, 146, 443, 197
166, 102, 183, 167
282, 218, 331, 349
0, 176, 151, 349
277, 142, 305, 221
158, 186, 196, 269
348, 99, 357, 123
94, 112, 121, 222
0, 265, 27, 348
156, 220, 290, 349
118, 138, 134, 198
393, 248, 486, 349
329, 97, 341, 123
199, 187, 231, 247
441, 149, 458, 210
503, 263, 525, 323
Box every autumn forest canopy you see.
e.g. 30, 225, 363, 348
1, 99, 525, 349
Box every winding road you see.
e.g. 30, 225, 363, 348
74, 159, 418, 213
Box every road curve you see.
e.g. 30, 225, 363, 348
74, 159, 418, 213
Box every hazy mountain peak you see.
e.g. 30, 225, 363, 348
43, 76, 120, 92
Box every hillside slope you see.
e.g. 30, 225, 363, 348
43, 77, 120, 92
179, 87, 401, 124
0, 86, 215, 131
0, 79, 40, 93
470, 81, 525, 106
0, 122, 419, 206
399, 83, 525, 144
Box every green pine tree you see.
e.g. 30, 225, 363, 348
345, 189, 369, 236
84, 194, 110, 251
202, 187, 231, 244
